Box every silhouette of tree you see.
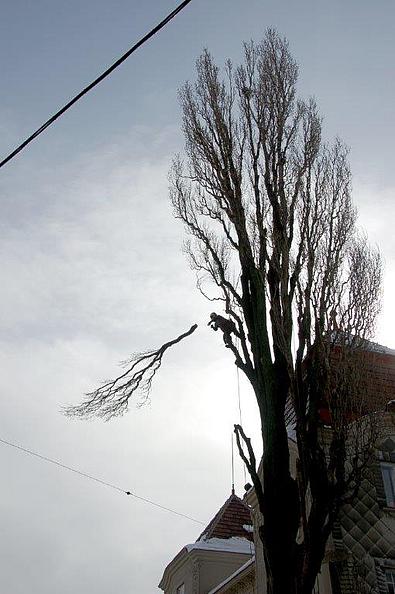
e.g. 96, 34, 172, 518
67, 30, 383, 594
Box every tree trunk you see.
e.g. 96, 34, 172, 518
255, 374, 300, 594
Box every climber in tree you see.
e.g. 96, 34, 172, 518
208, 312, 240, 348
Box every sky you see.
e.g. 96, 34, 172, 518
0, 1, 394, 593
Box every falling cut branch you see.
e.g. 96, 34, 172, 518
64, 324, 198, 420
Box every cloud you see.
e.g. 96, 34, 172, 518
354, 181, 395, 348
0, 126, 252, 593
0, 106, 392, 594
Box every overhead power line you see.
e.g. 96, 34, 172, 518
0, 436, 204, 525
0, 0, 193, 170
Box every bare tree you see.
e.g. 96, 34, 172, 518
67, 30, 383, 594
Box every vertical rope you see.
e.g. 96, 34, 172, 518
236, 362, 247, 485
231, 433, 235, 495
234, 336, 254, 558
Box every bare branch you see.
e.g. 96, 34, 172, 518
234, 424, 264, 506
65, 324, 198, 420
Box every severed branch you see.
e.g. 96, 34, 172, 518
64, 324, 198, 420
234, 423, 264, 509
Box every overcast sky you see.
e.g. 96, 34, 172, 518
0, 1, 394, 593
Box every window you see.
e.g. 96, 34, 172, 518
176, 584, 185, 594
381, 464, 395, 507
385, 569, 395, 594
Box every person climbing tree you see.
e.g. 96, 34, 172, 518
208, 312, 240, 347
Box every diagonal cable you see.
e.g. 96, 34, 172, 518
0, 436, 204, 525
0, 0, 193, 169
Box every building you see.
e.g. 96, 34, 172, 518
159, 492, 255, 594
159, 344, 395, 593
247, 413, 395, 594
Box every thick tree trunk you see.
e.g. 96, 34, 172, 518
262, 437, 299, 592
254, 375, 300, 594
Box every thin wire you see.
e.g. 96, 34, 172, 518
236, 362, 247, 485
231, 432, 235, 495
0, 0, 193, 169
235, 358, 253, 556
0, 436, 204, 525
236, 365, 243, 427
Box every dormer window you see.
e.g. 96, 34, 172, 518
176, 584, 185, 594
385, 569, 395, 594
381, 463, 395, 508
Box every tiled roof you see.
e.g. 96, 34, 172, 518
285, 343, 395, 426
197, 492, 253, 543
329, 347, 395, 415
363, 350, 395, 410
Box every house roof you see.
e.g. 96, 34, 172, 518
363, 349, 395, 409
196, 492, 253, 543
361, 339, 395, 357
186, 536, 254, 555
285, 340, 395, 426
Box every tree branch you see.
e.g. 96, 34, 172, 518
234, 423, 264, 507
64, 324, 198, 420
